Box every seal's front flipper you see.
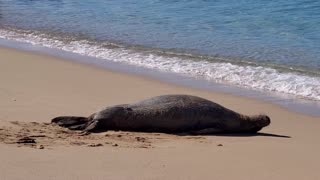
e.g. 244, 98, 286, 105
189, 128, 223, 135
51, 116, 88, 129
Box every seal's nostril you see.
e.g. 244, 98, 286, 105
267, 116, 271, 122
263, 115, 271, 126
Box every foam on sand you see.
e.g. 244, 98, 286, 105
1, 28, 319, 101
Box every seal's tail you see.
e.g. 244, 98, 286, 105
51, 116, 89, 130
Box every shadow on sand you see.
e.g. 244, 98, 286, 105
175, 132, 291, 138
209, 132, 291, 138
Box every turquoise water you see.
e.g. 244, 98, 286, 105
0, 0, 320, 100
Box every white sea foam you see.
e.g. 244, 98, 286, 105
1, 28, 320, 101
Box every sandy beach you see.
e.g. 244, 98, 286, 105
1, 47, 320, 180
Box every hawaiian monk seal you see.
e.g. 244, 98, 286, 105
52, 95, 270, 134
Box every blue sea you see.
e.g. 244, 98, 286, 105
1, 0, 320, 103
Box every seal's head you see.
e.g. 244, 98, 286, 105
254, 115, 271, 127
241, 115, 271, 133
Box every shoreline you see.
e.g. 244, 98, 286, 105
1, 46, 320, 179
1, 29, 320, 105
1, 44, 319, 118
1, 38, 320, 117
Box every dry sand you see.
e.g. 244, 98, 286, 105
1, 47, 320, 180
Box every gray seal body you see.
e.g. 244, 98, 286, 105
52, 95, 270, 134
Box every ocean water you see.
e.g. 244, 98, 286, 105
0, 0, 320, 101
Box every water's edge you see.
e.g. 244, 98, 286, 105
1, 37, 320, 117
1, 28, 320, 102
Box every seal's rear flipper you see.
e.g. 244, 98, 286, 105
51, 116, 88, 129
83, 120, 101, 132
